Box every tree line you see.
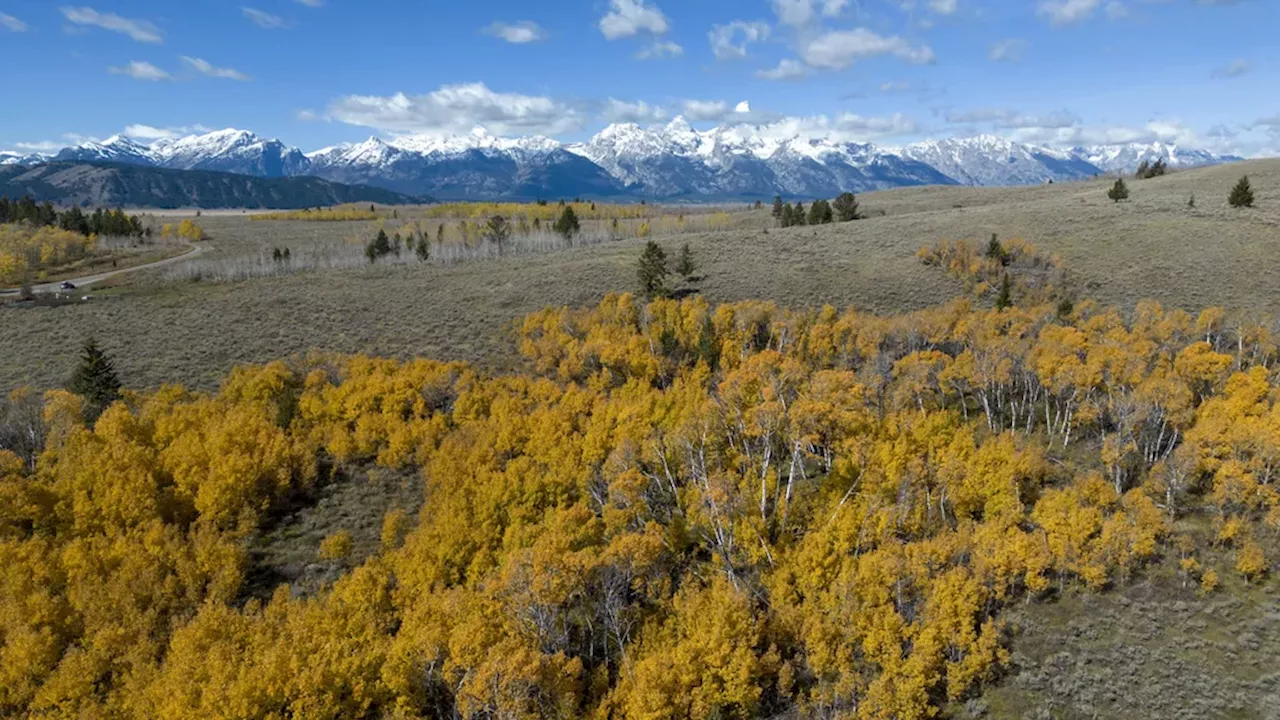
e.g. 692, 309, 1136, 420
772, 192, 863, 228
0, 196, 145, 237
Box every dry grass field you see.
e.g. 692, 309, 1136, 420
1, 158, 1277, 394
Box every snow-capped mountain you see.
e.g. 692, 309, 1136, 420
567, 117, 955, 198
51, 129, 308, 178
0, 151, 48, 166
893, 135, 1103, 186
6, 124, 1243, 200
150, 129, 310, 177
54, 135, 155, 166
1074, 142, 1243, 175
308, 130, 624, 199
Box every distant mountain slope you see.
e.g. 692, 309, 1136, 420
0, 162, 420, 209
5, 125, 1246, 201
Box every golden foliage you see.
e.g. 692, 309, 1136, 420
0, 224, 97, 284
2, 293, 1278, 718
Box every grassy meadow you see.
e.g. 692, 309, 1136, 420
1, 158, 1278, 394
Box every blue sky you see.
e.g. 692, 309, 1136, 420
0, 0, 1276, 155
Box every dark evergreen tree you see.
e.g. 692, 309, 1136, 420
675, 243, 696, 280
771, 195, 784, 223
1108, 178, 1130, 203
808, 199, 833, 225
793, 202, 807, 226
985, 234, 1007, 264
995, 273, 1013, 311
832, 192, 861, 222
1229, 175, 1254, 208
1134, 160, 1150, 179
68, 338, 122, 423
553, 206, 580, 241
415, 235, 431, 262
366, 229, 392, 262
637, 241, 670, 300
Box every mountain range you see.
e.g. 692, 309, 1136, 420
1, 121, 1242, 202
0, 162, 416, 209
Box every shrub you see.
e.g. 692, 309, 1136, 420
1108, 178, 1130, 203
1229, 175, 1255, 208
318, 530, 354, 561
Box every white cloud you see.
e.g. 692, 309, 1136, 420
636, 40, 683, 59
989, 38, 1027, 62
602, 99, 669, 123
756, 58, 807, 80
599, 0, 669, 40
946, 107, 1079, 129
108, 61, 171, 81
181, 56, 251, 81
122, 124, 211, 141
800, 28, 935, 69
123, 124, 177, 140
735, 101, 752, 113
326, 82, 585, 137
296, 109, 320, 122
1007, 118, 1201, 147
773, 0, 815, 27
0, 13, 27, 32
1036, 0, 1102, 26
60, 6, 163, 43
822, 0, 848, 17
929, 0, 958, 14
681, 100, 730, 122
242, 7, 290, 29
749, 112, 920, 142
11, 140, 66, 153
1211, 59, 1250, 78
483, 21, 547, 44
708, 20, 771, 60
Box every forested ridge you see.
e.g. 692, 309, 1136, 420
1, 292, 1277, 719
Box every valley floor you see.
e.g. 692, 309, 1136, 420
2, 158, 1277, 393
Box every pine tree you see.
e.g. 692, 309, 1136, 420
771, 195, 784, 223
808, 199, 833, 225
794, 202, 807, 226
985, 234, 1007, 264
68, 338, 122, 423
1188, 194, 1196, 209
832, 192, 861, 222
995, 273, 1013, 311
553, 206, 580, 241
416, 235, 430, 262
1229, 175, 1254, 208
1108, 178, 1130, 203
780, 202, 795, 228
675, 243, 696, 280
637, 241, 670, 300
1134, 160, 1150, 179
366, 229, 392, 262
